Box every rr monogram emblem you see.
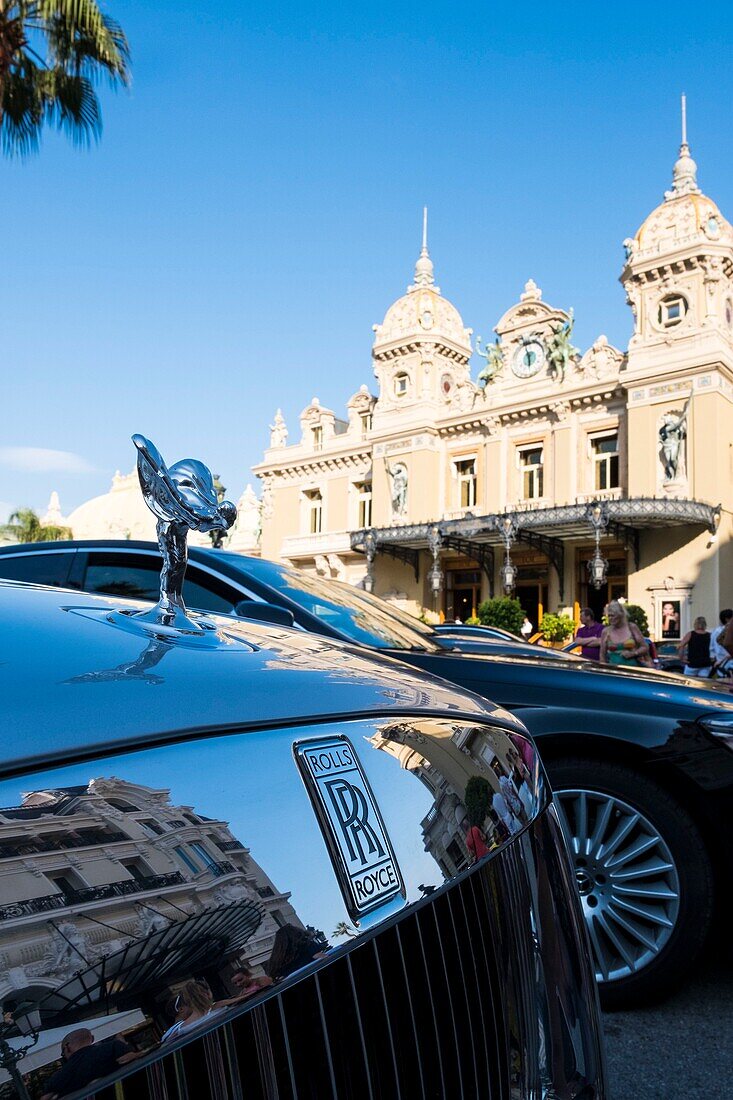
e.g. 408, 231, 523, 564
294, 736, 405, 922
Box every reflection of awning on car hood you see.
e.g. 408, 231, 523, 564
37, 900, 264, 1023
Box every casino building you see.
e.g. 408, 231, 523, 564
254, 119, 733, 639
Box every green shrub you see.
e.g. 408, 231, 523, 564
624, 604, 649, 635
476, 597, 524, 635
464, 776, 492, 828
539, 612, 575, 643
465, 615, 482, 626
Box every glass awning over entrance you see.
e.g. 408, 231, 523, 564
351, 497, 721, 601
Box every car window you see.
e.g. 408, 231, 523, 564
0, 551, 74, 588
233, 557, 439, 651
84, 553, 241, 616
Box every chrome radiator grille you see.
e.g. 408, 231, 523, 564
91, 869, 510, 1100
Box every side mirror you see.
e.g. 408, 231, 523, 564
234, 600, 295, 628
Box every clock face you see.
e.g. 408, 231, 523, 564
512, 339, 545, 378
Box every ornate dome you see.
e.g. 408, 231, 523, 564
627, 104, 733, 259
372, 210, 472, 355
631, 191, 733, 258
67, 470, 156, 541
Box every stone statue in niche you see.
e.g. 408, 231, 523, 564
659, 396, 691, 481
385, 458, 408, 517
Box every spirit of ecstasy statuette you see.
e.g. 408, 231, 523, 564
131, 434, 236, 633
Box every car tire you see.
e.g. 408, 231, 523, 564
546, 757, 714, 1010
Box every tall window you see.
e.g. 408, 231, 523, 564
360, 412, 373, 438
454, 458, 477, 509
591, 434, 619, 490
355, 480, 372, 527
304, 489, 323, 534
519, 446, 544, 500
189, 841, 218, 869
312, 425, 323, 451
173, 845, 200, 874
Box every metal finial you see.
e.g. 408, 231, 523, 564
681, 93, 687, 147
422, 206, 428, 254
131, 435, 236, 633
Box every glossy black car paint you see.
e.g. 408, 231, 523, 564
1, 540, 731, 857
0, 579, 607, 1099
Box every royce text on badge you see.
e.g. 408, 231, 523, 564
294, 735, 406, 922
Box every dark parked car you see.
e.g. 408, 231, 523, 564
3, 541, 733, 1007
434, 623, 520, 642
433, 622, 583, 661
0, 578, 606, 1099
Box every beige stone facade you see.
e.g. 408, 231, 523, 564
255, 137, 733, 639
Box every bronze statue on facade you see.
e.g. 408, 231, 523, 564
547, 309, 580, 383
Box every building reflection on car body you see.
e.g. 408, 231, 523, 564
0, 721, 544, 1097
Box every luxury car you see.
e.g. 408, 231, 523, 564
0, 578, 606, 1100
2, 541, 733, 1008
434, 623, 521, 642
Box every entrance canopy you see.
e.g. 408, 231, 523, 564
35, 899, 264, 1026
351, 498, 721, 601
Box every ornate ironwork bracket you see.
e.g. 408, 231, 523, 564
442, 535, 495, 597
513, 527, 566, 602
379, 542, 420, 582
352, 529, 420, 584
605, 519, 640, 570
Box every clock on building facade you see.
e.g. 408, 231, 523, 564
512, 337, 546, 378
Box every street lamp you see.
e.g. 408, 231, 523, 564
586, 502, 609, 591
587, 548, 608, 589
499, 516, 518, 594
0, 1002, 41, 1100
501, 555, 517, 594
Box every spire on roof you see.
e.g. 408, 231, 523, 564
666, 93, 700, 200
412, 205, 435, 288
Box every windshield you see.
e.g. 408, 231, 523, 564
236, 557, 440, 651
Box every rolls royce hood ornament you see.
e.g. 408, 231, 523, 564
131, 434, 236, 633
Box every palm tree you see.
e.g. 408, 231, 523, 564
1, 506, 72, 541
332, 922, 357, 940
0, 0, 130, 156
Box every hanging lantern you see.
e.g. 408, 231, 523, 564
429, 563, 443, 595
587, 548, 608, 589
501, 555, 517, 594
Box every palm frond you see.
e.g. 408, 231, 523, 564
48, 66, 100, 141
1, 58, 48, 156
0, 0, 129, 155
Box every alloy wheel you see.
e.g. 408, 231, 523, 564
554, 787, 681, 984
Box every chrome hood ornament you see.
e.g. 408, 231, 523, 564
132, 434, 236, 632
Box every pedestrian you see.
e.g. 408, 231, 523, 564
600, 600, 652, 667
710, 609, 733, 677
214, 965, 273, 1008
160, 980, 223, 1044
572, 607, 604, 661
520, 616, 533, 640
40, 1029, 140, 1099
678, 617, 712, 678
265, 925, 329, 981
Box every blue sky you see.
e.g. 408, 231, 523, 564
3, 1, 733, 521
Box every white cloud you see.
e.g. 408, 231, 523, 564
0, 447, 94, 474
